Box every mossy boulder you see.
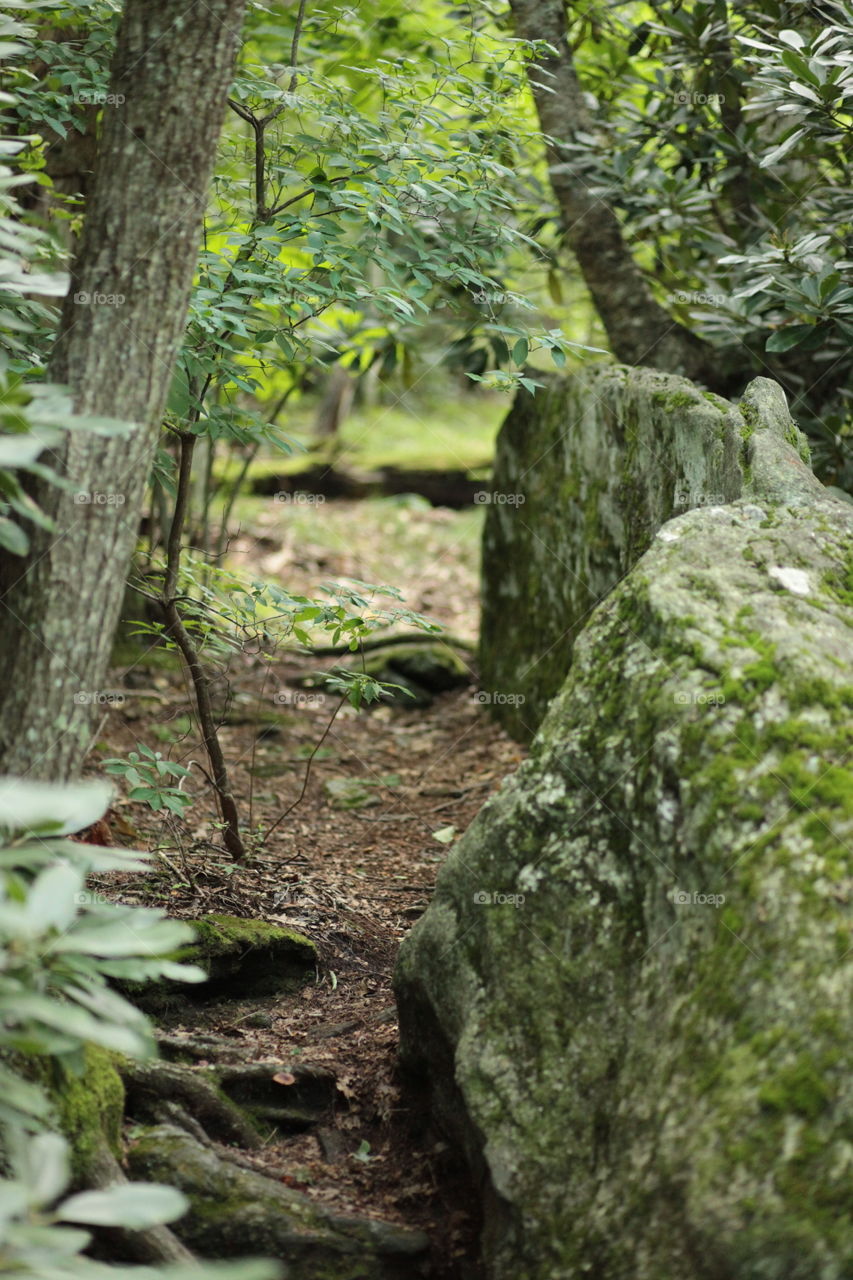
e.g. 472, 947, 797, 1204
397, 493, 853, 1280
186, 914, 316, 997
376, 642, 471, 693
480, 368, 820, 739
131, 915, 317, 1013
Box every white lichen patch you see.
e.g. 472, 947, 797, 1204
534, 774, 567, 807
656, 794, 679, 830
518, 863, 547, 894
657, 526, 682, 543
768, 565, 811, 595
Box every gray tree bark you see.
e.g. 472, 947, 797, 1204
509, 0, 751, 388
0, 0, 248, 778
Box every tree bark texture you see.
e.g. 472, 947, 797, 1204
509, 0, 750, 388
0, 0, 248, 779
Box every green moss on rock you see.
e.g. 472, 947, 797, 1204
127, 1124, 430, 1277
24, 1045, 125, 1179
132, 914, 317, 1012
190, 913, 312, 958
57, 1045, 124, 1175
480, 371, 832, 740
399, 495, 853, 1280
188, 914, 316, 995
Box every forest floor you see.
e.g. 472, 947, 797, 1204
90, 493, 524, 1277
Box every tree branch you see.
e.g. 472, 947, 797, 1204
288, 0, 308, 93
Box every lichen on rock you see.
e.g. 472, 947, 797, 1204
398, 486, 853, 1279
479, 367, 828, 739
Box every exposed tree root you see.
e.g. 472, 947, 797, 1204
119, 1059, 262, 1150
87, 1141, 196, 1266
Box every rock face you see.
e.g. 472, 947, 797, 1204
396, 382, 853, 1279
479, 367, 815, 738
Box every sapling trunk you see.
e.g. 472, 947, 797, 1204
161, 432, 244, 861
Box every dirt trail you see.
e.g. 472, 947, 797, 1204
89, 497, 524, 1275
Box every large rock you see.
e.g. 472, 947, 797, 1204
397, 482, 853, 1278
479, 368, 817, 738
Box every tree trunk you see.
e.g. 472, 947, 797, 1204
0, 0, 247, 779
509, 0, 750, 389
313, 365, 356, 441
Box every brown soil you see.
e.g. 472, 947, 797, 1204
87, 498, 524, 1277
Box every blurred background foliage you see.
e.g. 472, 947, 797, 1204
7, 0, 853, 554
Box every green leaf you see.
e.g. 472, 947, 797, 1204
779, 48, 816, 83
52, 913, 192, 958
163, 792, 192, 814
26, 863, 82, 932
787, 81, 821, 104
275, 331, 294, 359
22, 1132, 70, 1206
760, 128, 806, 168
512, 337, 529, 365
765, 324, 815, 352
778, 29, 806, 51
0, 779, 112, 838
0, 994, 147, 1056
0, 1064, 52, 1123
0, 430, 61, 468
0, 1182, 29, 1226
59, 1183, 187, 1229
166, 363, 192, 417
0, 516, 28, 555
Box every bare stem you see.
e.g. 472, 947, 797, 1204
161, 433, 245, 861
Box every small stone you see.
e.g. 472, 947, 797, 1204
322, 777, 381, 809
240, 1011, 273, 1028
